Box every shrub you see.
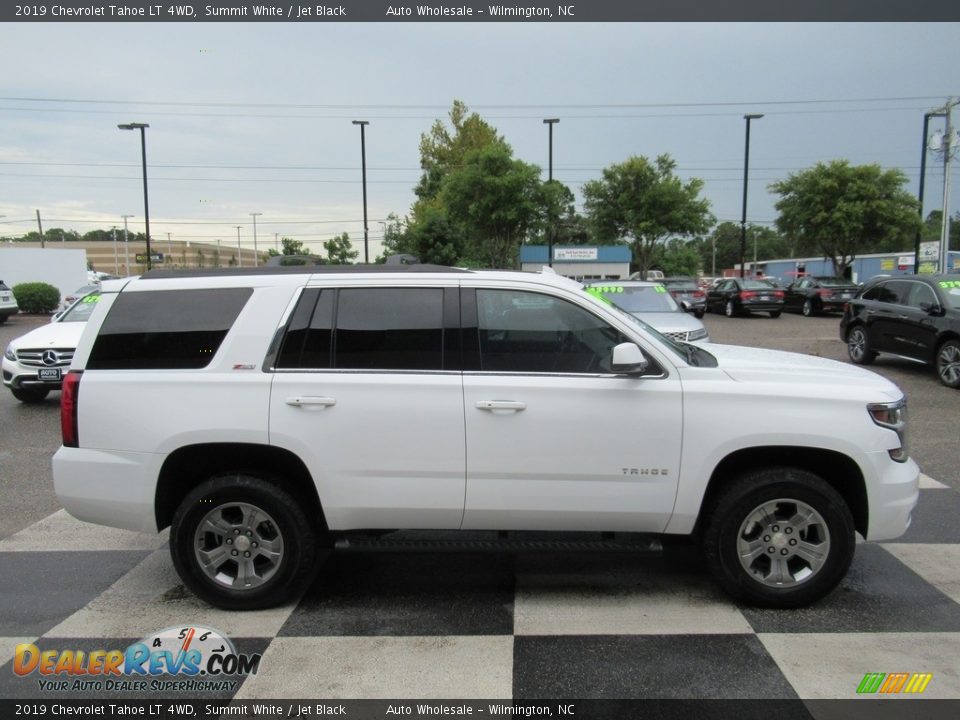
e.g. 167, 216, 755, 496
12, 282, 61, 314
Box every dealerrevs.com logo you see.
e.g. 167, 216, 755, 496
13, 625, 261, 693
857, 672, 933, 695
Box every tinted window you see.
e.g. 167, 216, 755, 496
905, 282, 937, 309
335, 288, 444, 370
477, 289, 624, 374
863, 281, 903, 304
88, 288, 252, 370
276, 288, 333, 369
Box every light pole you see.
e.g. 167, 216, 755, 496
543, 118, 559, 268
250, 212, 262, 267
352, 120, 370, 263
235, 226, 243, 268
915, 110, 947, 273
740, 114, 763, 279
117, 123, 152, 270
121, 214, 134, 275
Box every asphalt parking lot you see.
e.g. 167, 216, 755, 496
1, 309, 958, 706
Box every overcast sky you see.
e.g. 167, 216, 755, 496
1, 22, 958, 258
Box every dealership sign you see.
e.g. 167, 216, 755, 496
554, 248, 599, 261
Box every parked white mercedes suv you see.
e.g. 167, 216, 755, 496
53, 266, 918, 610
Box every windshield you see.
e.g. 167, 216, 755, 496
587, 284, 680, 312
59, 293, 100, 322
939, 280, 960, 310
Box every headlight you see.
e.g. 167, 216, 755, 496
3, 344, 16, 362
867, 399, 908, 462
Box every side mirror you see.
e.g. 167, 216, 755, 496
680, 299, 691, 313
611, 342, 649, 375
919, 302, 943, 316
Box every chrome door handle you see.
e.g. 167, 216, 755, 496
475, 400, 526, 411
286, 396, 336, 407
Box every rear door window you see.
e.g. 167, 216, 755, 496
87, 288, 252, 370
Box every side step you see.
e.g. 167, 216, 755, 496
333, 530, 663, 554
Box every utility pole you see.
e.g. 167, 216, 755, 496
166, 232, 172, 264
250, 212, 262, 267
36, 210, 45, 248
121, 215, 134, 275
236, 226, 243, 268
111, 227, 119, 275
930, 98, 960, 274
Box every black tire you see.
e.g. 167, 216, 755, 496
724, 300, 736, 318
769, 311, 781, 319
12, 387, 50, 403
694, 310, 705, 319
936, 338, 960, 389
802, 298, 816, 317
701, 467, 855, 608
170, 473, 321, 610
846, 325, 876, 365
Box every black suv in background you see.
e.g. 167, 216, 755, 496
841, 275, 960, 388
706, 277, 784, 318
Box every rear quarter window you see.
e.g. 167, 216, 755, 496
87, 288, 253, 369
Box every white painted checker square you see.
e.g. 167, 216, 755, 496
234, 636, 513, 699
883, 544, 960, 605
0, 637, 38, 668
45, 549, 297, 639
920, 474, 950, 490
758, 632, 960, 699
513, 553, 753, 635
0, 510, 166, 552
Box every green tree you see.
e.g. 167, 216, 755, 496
416, 100, 507, 205
280, 237, 306, 256
582, 154, 714, 277
653, 239, 703, 277
701, 222, 789, 276
770, 160, 920, 277
440, 144, 542, 269
323, 232, 359, 265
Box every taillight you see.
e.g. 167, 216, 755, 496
740, 291, 757, 300
774, 291, 784, 299
817, 289, 834, 298
61, 370, 82, 448
693, 290, 705, 299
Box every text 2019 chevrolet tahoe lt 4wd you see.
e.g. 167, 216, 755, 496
52, 266, 918, 610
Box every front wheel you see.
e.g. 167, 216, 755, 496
170, 474, 320, 610
769, 311, 781, 319
701, 468, 855, 608
847, 325, 876, 365
802, 298, 815, 317
936, 339, 960, 388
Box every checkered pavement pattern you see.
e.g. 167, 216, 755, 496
2, 474, 958, 702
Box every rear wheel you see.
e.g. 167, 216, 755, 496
769, 311, 781, 319
802, 298, 816, 317
701, 468, 855, 607
11, 387, 50, 403
170, 473, 320, 610
725, 300, 736, 318
847, 325, 876, 365
936, 339, 960, 389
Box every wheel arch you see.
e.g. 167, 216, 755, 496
155, 443, 324, 532
695, 446, 868, 539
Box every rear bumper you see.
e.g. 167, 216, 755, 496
742, 302, 784, 313
52, 446, 161, 533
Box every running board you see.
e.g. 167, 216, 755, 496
333, 531, 663, 554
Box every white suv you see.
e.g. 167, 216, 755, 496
53, 266, 918, 610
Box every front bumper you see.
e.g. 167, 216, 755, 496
864, 452, 920, 542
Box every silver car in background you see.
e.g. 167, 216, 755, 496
585, 280, 710, 343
